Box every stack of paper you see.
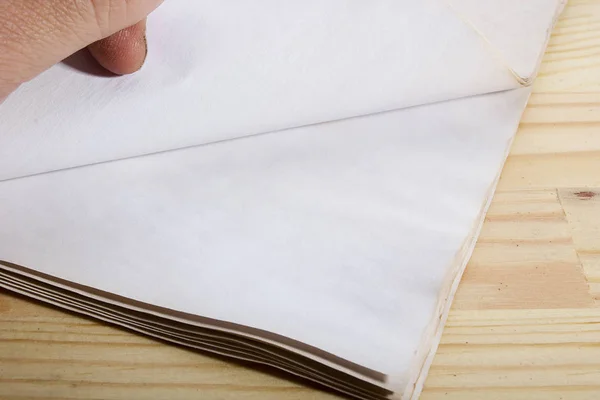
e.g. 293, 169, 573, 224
0, 1, 566, 398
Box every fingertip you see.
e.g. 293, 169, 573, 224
88, 20, 148, 76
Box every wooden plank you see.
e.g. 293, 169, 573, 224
422, 309, 600, 400
452, 189, 593, 310
559, 188, 600, 302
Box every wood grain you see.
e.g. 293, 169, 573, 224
2, 1, 600, 399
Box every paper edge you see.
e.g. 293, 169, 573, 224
0, 260, 389, 391
443, 0, 567, 85
400, 2, 568, 394
401, 87, 532, 400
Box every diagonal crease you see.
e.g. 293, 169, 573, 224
440, 0, 531, 86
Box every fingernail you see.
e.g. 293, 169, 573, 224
142, 34, 148, 64
133, 34, 148, 73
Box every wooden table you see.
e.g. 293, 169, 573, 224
2, 1, 600, 399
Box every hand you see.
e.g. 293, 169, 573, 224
0, 0, 164, 101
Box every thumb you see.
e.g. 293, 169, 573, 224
88, 19, 150, 76
0, 0, 163, 98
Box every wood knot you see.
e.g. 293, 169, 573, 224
574, 191, 596, 200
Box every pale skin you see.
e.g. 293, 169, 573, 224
0, 0, 164, 102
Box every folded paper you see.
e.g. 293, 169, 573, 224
0, 1, 567, 398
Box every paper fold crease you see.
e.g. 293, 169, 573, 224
0, 0, 547, 181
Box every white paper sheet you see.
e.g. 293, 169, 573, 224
0, 0, 525, 181
0, 0, 566, 398
0, 86, 529, 396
